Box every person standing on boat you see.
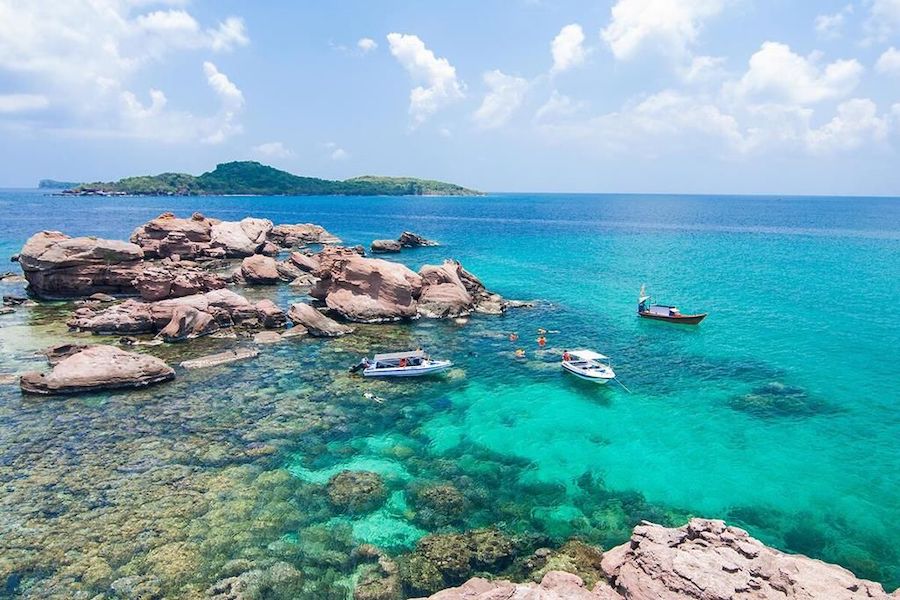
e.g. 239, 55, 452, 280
562, 350, 571, 362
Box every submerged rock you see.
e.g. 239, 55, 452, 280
326, 470, 387, 513
311, 247, 423, 322
207, 561, 303, 600
20, 345, 174, 395
287, 302, 353, 337
600, 518, 895, 600
179, 348, 260, 369
412, 484, 468, 527
729, 382, 831, 417
18, 231, 144, 298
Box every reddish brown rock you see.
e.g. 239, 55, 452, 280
255, 299, 287, 328
132, 261, 226, 301
417, 261, 475, 318
157, 305, 220, 341
289, 252, 319, 273
371, 239, 402, 253
240, 255, 280, 285
287, 302, 352, 337
210, 218, 272, 257
412, 571, 619, 600
18, 231, 144, 298
311, 247, 423, 322
399, 231, 438, 247
269, 223, 340, 247
129, 212, 217, 259
600, 518, 894, 600
20, 345, 174, 395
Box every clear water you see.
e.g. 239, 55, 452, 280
1, 190, 898, 597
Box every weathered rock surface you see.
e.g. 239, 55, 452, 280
417, 261, 475, 318
18, 231, 144, 298
599, 518, 894, 600
414, 571, 619, 600
287, 302, 353, 337
132, 260, 226, 301
311, 247, 423, 322
20, 345, 174, 395
327, 470, 386, 513
239, 255, 280, 285
210, 218, 272, 257
255, 299, 287, 328
399, 231, 438, 247
130, 212, 218, 259
268, 223, 340, 247
371, 239, 402, 253
179, 348, 260, 369
288, 251, 319, 273
68, 289, 277, 338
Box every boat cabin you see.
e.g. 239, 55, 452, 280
565, 350, 611, 367
371, 350, 427, 369
643, 304, 681, 317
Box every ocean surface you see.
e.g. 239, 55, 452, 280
1, 189, 898, 597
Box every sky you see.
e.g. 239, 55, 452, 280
1, 0, 899, 195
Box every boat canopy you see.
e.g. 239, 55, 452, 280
373, 350, 426, 362
569, 350, 609, 361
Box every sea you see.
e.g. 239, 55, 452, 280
0, 189, 898, 598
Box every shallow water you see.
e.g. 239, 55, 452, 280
1, 190, 898, 597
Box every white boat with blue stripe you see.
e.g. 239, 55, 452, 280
561, 350, 616, 384
354, 350, 453, 378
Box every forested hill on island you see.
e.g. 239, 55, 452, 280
59, 161, 483, 197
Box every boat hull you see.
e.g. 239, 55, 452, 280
638, 311, 707, 325
363, 361, 452, 378
561, 363, 614, 384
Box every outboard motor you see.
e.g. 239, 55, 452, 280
348, 359, 369, 374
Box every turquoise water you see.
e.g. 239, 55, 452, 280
1, 190, 898, 596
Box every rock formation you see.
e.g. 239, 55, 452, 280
371, 239, 402, 253
417, 260, 508, 317
288, 251, 319, 273
239, 255, 280, 285
179, 348, 260, 369
287, 302, 353, 337
399, 231, 438, 247
416, 519, 897, 600
18, 231, 144, 298
210, 217, 273, 257
132, 259, 226, 301
311, 247, 423, 322
129, 212, 218, 259
68, 289, 283, 339
268, 223, 340, 247
20, 345, 174, 395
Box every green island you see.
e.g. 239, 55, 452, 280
61, 161, 482, 196
38, 179, 82, 189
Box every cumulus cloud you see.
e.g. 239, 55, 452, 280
473, 70, 529, 129
806, 98, 889, 153
252, 141, 293, 158
325, 142, 349, 160
679, 55, 727, 84
876, 46, 900, 75
358, 37, 378, 53
551, 24, 586, 73
864, 0, 900, 44
0, 94, 49, 113
729, 42, 863, 105
601, 0, 724, 60
814, 5, 853, 40
0, 0, 248, 141
386, 32, 465, 126
534, 91, 586, 122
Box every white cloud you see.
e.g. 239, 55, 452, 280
473, 70, 529, 129
534, 90, 586, 122
864, 0, 900, 44
551, 24, 586, 73
876, 46, 900, 74
814, 5, 853, 40
601, 0, 724, 60
729, 42, 863, 105
679, 55, 727, 83
252, 141, 293, 158
358, 37, 378, 53
201, 62, 244, 143
0, 94, 49, 113
325, 142, 349, 160
806, 98, 889, 153
386, 32, 465, 126
0, 0, 248, 141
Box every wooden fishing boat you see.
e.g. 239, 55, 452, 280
637, 285, 707, 325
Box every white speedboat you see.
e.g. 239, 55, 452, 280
561, 350, 616, 384
353, 350, 452, 378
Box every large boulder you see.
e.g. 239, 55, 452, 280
417, 261, 475, 318
287, 302, 353, 337
311, 247, 423, 322
240, 255, 280, 285
132, 260, 226, 301
18, 231, 144, 298
371, 239, 402, 254
268, 223, 340, 247
399, 231, 438, 247
411, 572, 618, 600
210, 218, 273, 257
129, 212, 217, 259
68, 289, 277, 339
288, 252, 319, 273
600, 518, 894, 600
20, 345, 174, 395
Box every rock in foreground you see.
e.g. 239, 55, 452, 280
20, 345, 174, 395
287, 302, 352, 337
414, 571, 618, 600
18, 231, 144, 298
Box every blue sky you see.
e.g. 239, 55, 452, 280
1, 0, 899, 194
